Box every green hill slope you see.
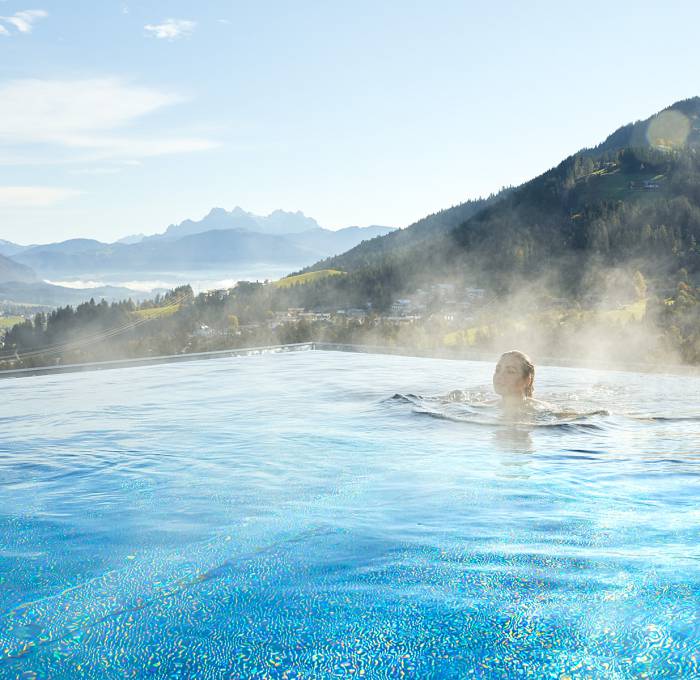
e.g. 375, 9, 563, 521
304, 190, 510, 274
299, 97, 700, 306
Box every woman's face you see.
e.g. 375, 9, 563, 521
493, 355, 529, 397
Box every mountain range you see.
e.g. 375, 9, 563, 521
0, 281, 155, 307
0, 208, 394, 283
0, 253, 36, 284
149, 207, 324, 241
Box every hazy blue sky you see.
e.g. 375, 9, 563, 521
1, 0, 699, 243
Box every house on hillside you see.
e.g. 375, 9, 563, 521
384, 315, 420, 326
432, 283, 455, 297
299, 311, 332, 322
465, 288, 486, 300
193, 324, 215, 338
390, 299, 413, 316
629, 180, 660, 190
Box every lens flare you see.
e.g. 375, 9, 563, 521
646, 110, 691, 149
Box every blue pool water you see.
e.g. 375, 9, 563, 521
1, 349, 699, 678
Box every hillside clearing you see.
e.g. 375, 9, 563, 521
273, 270, 345, 288
133, 305, 181, 320
0, 316, 25, 330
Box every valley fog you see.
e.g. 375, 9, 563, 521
44, 265, 300, 295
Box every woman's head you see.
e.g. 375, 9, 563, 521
493, 350, 535, 399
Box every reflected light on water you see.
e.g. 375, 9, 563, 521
1, 351, 699, 678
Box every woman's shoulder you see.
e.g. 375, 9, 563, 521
525, 398, 608, 418
525, 397, 558, 411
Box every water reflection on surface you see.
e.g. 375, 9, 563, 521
1, 351, 699, 678
492, 426, 534, 454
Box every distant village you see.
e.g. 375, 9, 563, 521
191, 283, 489, 340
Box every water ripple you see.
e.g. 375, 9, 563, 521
1, 352, 698, 678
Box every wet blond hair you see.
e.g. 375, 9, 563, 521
499, 350, 535, 398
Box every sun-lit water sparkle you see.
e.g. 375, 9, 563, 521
1, 350, 699, 678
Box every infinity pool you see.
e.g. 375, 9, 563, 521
1, 349, 699, 678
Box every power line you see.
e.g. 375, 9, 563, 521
0, 293, 190, 363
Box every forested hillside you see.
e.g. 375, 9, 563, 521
305, 190, 510, 274
305, 97, 700, 300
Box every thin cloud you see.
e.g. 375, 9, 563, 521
0, 78, 218, 163
0, 186, 82, 207
55, 133, 216, 157
144, 18, 195, 40
0, 9, 48, 35
70, 167, 123, 176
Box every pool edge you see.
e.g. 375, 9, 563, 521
1, 341, 698, 379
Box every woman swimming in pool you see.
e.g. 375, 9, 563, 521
446, 350, 548, 412
437, 351, 603, 421
492, 350, 547, 412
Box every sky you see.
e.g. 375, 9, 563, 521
1, 0, 699, 244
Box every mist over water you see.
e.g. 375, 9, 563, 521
373, 252, 691, 370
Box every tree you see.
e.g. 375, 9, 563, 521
633, 271, 647, 300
